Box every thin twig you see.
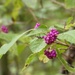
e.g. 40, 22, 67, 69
50, 0, 66, 9
62, 53, 74, 61
55, 40, 69, 47
25, 5, 39, 22
27, 8, 39, 22
50, 0, 75, 12
58, 48, 67, 50
39, 0, 43, 8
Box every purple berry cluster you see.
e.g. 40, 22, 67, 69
43, 28, 59, 44
34, 24, 58, 59
1, 25, 8, 33
44, 48, 56, 59
34, 23, 40, 29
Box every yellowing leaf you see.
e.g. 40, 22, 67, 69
65, 23, 75, 30
39, 54, 49, 63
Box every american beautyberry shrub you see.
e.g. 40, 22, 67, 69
34, 23, 40, 29
1, 25, 8, 33
44, 48, 57, 59
43, 28, 59, 44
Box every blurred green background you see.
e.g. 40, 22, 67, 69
0, 0, 75, 75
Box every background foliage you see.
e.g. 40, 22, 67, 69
0, 0, 75, 75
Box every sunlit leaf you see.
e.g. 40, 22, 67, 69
65, 17, 74, 30
66, 17, 73, 25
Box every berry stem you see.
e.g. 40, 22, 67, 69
55, 40, 69, 47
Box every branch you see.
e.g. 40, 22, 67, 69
27, 8, 39, 22
50, 0, 75, 12
55, 40, 69, 47
24, 5, 39, 22
50, 0, 66, 9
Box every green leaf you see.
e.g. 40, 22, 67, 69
0, 29, 33, 57
54, 24, 64, 32
0, 55, 2, 59
58, 30, 75, 44
29, 38, 47, 53
0, 33, 16, 42
56, 49, 75, 73
65, 17, 74, 30
17, 44, 27, 55
65, 0, 75, 8
55, 44, 67, 54
66, 17, 73, 25
21, 54, 36, 71
11, 43, 18, 56
65, 24, 75, 30
19, 36, 31, 43
27, 25, 48, 36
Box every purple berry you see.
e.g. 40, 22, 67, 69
1, 25, 8, 33
44, 48, 57, 59
50, 29, 59, 36
34, 23, 40, 29
43, 28, 59, 44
